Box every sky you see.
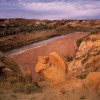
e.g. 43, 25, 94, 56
0, 0, 100, 20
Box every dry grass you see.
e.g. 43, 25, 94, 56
0, 72, 42, 94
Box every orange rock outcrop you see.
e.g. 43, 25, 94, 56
35, 52, 67, 85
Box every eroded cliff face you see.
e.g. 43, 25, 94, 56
68, 32, 100, 78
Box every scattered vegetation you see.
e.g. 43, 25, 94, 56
0, 73, 41, 94
0, 65, 41, 94
13, 83, 41, 94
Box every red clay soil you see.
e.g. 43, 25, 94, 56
8, 32, 88, 81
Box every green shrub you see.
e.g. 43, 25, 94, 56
25, 84, 42, 94
13, 83, 42, 94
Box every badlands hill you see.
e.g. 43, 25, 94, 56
0, 19, 100, 52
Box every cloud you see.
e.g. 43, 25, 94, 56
0, 0, 100, 19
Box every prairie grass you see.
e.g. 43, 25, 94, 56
0, 72, 41, 94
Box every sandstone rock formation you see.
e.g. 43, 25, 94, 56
35, 52, 67, 85
68, 32, 100, 78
